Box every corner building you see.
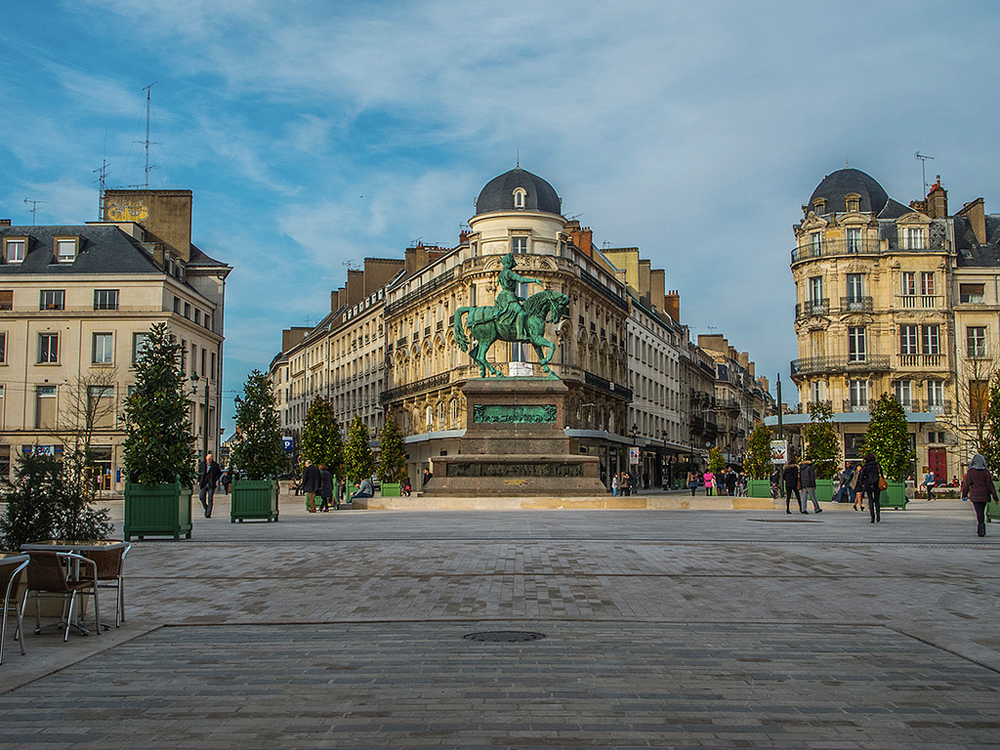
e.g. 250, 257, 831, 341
382, 169, 634, 488
784, 167, 1000, 479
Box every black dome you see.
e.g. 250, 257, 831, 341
808, 168, 889, 215
475, 168, 562, 216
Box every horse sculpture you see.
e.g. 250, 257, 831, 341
453, 288, 569, 378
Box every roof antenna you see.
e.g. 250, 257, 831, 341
915, 152, 935, 195
133, 82, 159, 188
23, 198, 47, 226
93, 159, 111, 219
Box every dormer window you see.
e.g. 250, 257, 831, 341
845, 194, 861, 213
4, 238, 26, 264
812, 198, 827, 213
54, 236, 79, 263
513, 188, 527, 209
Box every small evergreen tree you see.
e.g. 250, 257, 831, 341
863, 392, 913, 481
301, 397, 343, 476
707, 446, 725, 474
343, 415, 375, 484
231, 370, 286, 481
377, 416, 406, 483
122, 322, 196, 485
744, 422, 774, 479
0, 452, 111, 550
804, 401, 841, 479
981, 375, 1000, 475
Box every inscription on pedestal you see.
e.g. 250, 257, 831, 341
446, 461, 583, 478
472, 404, 557, 424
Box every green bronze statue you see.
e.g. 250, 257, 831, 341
453, 253, 569, 378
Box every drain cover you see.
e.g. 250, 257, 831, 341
463, 631, 547, 643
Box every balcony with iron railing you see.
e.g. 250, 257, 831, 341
791, 355, 891, 377
839, 296, 873, 313
584, 370, 633, 400
795, 299, 829, 319
791, 236, 947, 264
380, 372, 451, 404
841, 398, 951, 415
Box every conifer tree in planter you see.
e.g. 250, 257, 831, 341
804, 401, 841, 502
377, 416, 406, 496
344, 415, 375, 497
863, 392, 914, 509
301, 397, 344, 477
229, 370, 285, 522
122, 323, 196, 540
744, 421, 774, 497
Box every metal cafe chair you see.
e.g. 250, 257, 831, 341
1, 556, 29, 664
82, 543, 131, 628
23, 551, 102, 642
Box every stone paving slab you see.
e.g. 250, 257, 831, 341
2, 621, 999, 749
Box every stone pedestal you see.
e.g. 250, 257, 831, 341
430, 378, 605, 497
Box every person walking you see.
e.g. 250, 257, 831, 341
621, 470, 631, 497
857, 453, 884, 523
703, 470, 714, 496
922, 467, 936, 500
782, 458, 802, 514
799, 458, 822, 513
851, 462, 865, 512
725, 468, 737, 498
687, 469, 698, 497
961, 454, 999, 537
317, 463, 333, 512
833, 462, 852, 504
198, 452, 222, 519
300, 458, 320, 513
612, 473, 620, 497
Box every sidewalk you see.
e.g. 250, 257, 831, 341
2, 492, 998, 748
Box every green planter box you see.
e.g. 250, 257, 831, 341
814, 479, 834, 504
231, 478, 280, 523
880, 480, 908, 510
380, 482, 402, 497
124, 481, 193, 541
988, 483, 1000, 522
747, 479, 772, 498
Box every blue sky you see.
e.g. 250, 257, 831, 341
2, 1, 999, 435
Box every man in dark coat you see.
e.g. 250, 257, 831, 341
198, 452, 222, 519
799, 458, 822, 513
300, 458, 320, 513
782, 459, 802, 515
317, 463, 334, 512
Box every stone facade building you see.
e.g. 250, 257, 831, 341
783, 167, 1000, 479
0, 188, 229, 489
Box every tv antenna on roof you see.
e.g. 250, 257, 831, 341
915, 152, 935, 196
133, 82, 159, 188
23, 198, 46, 226
93, 159, 111, 218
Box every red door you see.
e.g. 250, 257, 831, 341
928, 447, 947, 485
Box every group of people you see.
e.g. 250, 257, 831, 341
686, 467, 747, 497
297, 459, 350, 513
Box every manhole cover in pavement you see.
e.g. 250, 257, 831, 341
463, 631, 547, 642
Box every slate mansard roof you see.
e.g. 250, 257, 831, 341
955, 214, 1000, 268
475, 167, 562, 216
807, 168, 916, 221
0, 224, 228, 277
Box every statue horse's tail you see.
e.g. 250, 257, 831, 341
453, 307, 471, 351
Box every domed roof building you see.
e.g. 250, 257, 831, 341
808, 168, 889, 216
474, 167, 562, 216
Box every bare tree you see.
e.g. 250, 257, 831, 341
940, 347, 998, 464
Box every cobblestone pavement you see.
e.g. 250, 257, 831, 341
2, 494, 999, 748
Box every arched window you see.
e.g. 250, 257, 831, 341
450, 398, 459, 427
513, 187, 527, 209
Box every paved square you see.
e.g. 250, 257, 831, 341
2, 494, 999, 748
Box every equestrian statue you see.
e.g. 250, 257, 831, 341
453, 252, 569, 378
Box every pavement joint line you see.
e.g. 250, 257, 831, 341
886, 626, 1000, 676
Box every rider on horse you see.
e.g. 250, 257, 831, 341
495, 252, 545, 339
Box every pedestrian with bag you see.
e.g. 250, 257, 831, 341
300, 458, 320, 513
961, 454, 998, 537
857, 453, 885, 523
